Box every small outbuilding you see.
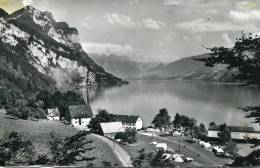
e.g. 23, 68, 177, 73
47, 108, 60, 120
100, 121, 125, 138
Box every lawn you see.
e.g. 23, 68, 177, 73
0, 109, 120, 167
121, 133, 233, 167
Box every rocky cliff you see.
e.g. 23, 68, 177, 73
0, 6, 123, 90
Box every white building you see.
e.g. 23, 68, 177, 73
100, 121, 125, 138
47, 108, 60, 120
69, 104, 93, 129
207, 125, 260, 141
112, 115, 143, 130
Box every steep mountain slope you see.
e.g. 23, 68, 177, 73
90, 54, 162, 79
0, 6, 123, 91
143, 54, 236, 81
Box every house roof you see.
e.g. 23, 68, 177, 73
100, 122, 125, 134
207, 130, 260, 140
68, 104, 93, 118
47, 108, 60, 117
112, 114, 140, 124
209, 125, 258, 133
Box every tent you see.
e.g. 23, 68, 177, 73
203, 142, 211, 148
150, 141, 158, 145
212, 146, 224, 153
173, 131, 181, 136
155, 143, 167, 151
174, 156, 184, 163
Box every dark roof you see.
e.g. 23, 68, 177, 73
69, 105, 93, 118
209, 125, 258, 133
112, 114, 140, 124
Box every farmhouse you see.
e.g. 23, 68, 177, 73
69, 104, 93, 129
47, 108, 60, 120
100, 121, 125, 138
112, 114, 143, 130
207, 125, 260, 142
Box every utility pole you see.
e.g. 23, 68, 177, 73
178, 139, 181, 153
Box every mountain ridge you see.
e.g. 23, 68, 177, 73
0, 6, 125, 107
0, 6, 123, 87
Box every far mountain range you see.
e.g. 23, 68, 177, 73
90, 54, 237, 82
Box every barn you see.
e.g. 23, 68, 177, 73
100, 121, 125, 138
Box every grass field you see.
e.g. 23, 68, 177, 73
121, 133, 233, 167
0, 109, 120, 167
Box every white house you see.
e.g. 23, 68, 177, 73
47, 108, 60, 120
69, 104, 93, 129
100, 121, 125, 138
112, 115, 143, 130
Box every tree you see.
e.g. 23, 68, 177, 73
131, 148, 175, 167
198, 33, 260, 124
151, 108, 171, 128
198, 123, 208, 140
217, 123, 231, 144
114, 128, 137, 143
0, 131, 37, 166
198, 33, 260, 85
198, 32, 260, 166
172, 113, 181, 128
49, 131, 96, 165
88, 109, 115, 135
209, 122, 216, 130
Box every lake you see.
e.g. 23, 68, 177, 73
80, 80, 260, 130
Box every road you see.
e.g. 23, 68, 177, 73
91, 134, 132, 167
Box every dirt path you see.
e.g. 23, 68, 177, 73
91, 134, 132, 167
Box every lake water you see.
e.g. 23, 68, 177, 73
81, 80, 260, 130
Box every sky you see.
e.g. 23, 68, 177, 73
1, 0, 260, 63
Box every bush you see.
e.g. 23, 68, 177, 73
114, 128, 137, 144
49, 131, 96, 165
0, 131, 37, 166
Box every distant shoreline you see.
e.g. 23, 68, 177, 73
122, 79, 259, 86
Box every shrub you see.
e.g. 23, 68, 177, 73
114, 128, 137, 144
0, 131, 37, 166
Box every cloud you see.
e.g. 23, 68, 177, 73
103, 13, 137, 28
81, 42, 134, 56
229, 10, 260, 22
163, 0, 183, 6
22, 0, 33, 6
143, 18, 166, 29
176, 19, 259, 32
81, 16, 92, 29
236, 1, 257, 10
221, 33, 233, 47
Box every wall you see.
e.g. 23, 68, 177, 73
71, 117, 91, 129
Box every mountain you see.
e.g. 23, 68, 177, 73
143, 54, 237, 82
89, 54, 162, 79
0, 6, 123, 89
0, 7, 125, 107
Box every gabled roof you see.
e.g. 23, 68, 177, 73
112, 114, 140, 124
100, 122, 125, 134
68, 104, 93, 118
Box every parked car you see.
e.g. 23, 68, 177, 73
184, 157, 194, 162
161, 153, 172, 161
